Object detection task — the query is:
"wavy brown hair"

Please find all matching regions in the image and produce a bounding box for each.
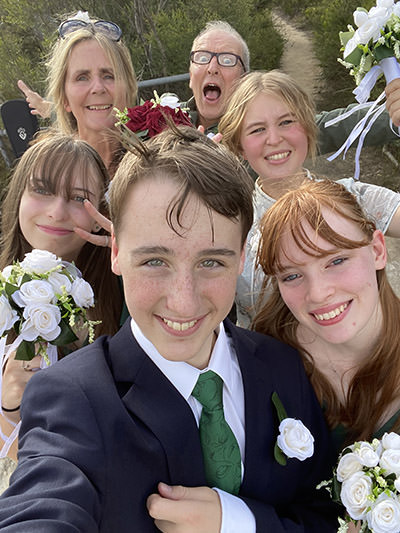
[0,132,122,337]
[110,125,254,247]
[252,179,400,442]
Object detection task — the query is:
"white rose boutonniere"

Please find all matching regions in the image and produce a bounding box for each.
[272,391,314,466]
[277,418,314,461]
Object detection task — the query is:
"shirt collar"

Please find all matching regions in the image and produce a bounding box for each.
[130,319,236,400]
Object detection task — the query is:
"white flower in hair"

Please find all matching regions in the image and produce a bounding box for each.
[72,11,91,23]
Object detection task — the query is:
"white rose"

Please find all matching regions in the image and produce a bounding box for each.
[382,432,400,450]
[337,452,363,482]
[1,265,13,279]
[276,418,314,461]
[70,278,94,308]
[160,93,180,109]
[341,471,373,520]
[356,442,380,468]
[377,0,395,9]
[20,303,61,342]
[12,279,55,307]
[380,449,400,475]
[366,493,400,533]
[392,2,400,17]
[395,477,400,491]
[47,272,72,295]
[354,9,369,28]
[0,295,19,336]
[356,18,383,45]
[368,5,393,30]
[20,249,61,274]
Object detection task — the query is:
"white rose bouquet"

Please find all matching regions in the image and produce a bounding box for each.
[340,0,400,86]
[0,249,100,455]
[0,249,99,365]
[318,432,400,533]
[326,0,400,179]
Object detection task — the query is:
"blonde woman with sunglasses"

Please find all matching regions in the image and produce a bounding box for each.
[19,11,137,177]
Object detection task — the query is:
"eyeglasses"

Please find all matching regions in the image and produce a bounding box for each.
[190,50,245,69]
[58,19,122,42]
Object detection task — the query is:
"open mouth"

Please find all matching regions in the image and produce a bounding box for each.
[162,318,198,331]
[312,302,349,321]
[203,84,221,101]
[87,104,112,111]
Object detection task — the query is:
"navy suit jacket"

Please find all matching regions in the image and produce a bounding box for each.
[0,320,338,532]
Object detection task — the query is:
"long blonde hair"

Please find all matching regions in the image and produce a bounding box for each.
[253,179,400,442]
[46,27,137,135]
[219,70,317,160]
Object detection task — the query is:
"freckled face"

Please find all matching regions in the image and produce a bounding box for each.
[19,171,101,262]
[275,209,386,349]
[240,93,308,182]
[111,177,245,369]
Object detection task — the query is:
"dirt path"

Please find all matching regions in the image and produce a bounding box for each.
[272,10,400,295]
[271,10,327,99]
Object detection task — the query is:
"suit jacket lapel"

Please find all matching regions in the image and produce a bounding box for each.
[225,320,276,496]
[107,321,206,487]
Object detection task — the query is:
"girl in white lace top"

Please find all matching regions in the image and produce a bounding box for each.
[219,70,400,327]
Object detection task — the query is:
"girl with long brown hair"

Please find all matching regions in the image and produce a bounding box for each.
[253,178,400,448]
[0,132,123,461]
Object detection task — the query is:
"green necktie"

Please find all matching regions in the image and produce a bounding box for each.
[191,370,241,495]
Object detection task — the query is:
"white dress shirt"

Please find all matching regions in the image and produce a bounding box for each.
[130,319,256,533]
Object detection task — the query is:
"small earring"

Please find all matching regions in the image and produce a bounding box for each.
[93,224,101,233]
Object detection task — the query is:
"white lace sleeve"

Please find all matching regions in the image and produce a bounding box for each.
[338,178,400,233]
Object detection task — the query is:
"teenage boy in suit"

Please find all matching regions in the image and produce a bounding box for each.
[0,127,338,532]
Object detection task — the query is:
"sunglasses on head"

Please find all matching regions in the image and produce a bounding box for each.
[58,19,122,42]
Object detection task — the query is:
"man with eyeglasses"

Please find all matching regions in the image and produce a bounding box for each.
[187,21,248,136]
[187,20,400,154]
[186,23,247,326]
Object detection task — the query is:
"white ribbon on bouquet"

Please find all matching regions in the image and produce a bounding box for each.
[325,56,400,179]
